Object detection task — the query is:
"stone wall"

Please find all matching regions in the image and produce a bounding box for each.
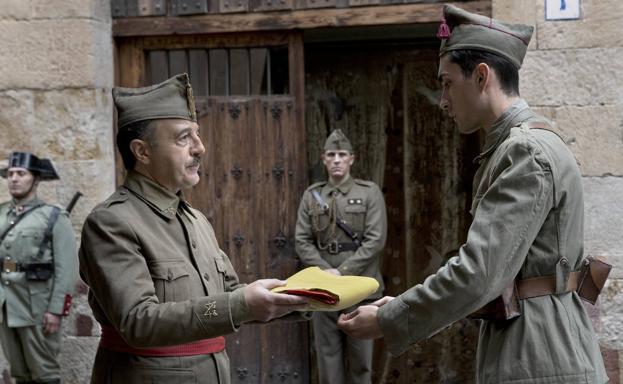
[0,1,114,383]
[494,0,623,382]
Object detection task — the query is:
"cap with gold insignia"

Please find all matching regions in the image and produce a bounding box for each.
[323,129,353,152]
[113,73,197,130]
[0,152,59,181]
[437,4,534,69]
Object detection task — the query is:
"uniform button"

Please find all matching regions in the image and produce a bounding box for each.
[120,190,127,195]
[203,273,210,281]
[9,221,14,225]
[4,281,9,286]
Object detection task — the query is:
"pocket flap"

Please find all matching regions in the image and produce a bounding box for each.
[149,262,190,281]
[589,256,612,289]
[344,205,366,213]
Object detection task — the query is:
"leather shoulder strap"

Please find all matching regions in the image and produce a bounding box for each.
[35,206,61,259]
[0,203,44,244]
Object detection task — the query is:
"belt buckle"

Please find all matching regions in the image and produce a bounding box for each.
[3,259,17,273]
[328,240,339,255]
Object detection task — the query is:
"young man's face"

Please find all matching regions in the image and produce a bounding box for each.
[322,149,354,182]
[7,167,37,200]
[438,54,483,134]
[143,119,205,193]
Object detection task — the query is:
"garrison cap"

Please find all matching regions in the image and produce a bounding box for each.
[0,152,59,181]
[323,129,353,152]
[113,73,197,129]
[437,4,534,69]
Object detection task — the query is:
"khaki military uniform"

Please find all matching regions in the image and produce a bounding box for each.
[79,171,251,384]
[0,197,78,383]
[295,175,387,384]
[378,100,607,383]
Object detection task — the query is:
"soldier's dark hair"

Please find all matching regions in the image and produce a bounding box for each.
[116,119,157,170]
[447,49,520,97]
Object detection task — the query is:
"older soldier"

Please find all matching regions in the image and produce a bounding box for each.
[79,73,306,383]
[0,152,78,384]
[338,5,608,384]
[295,129,387,384]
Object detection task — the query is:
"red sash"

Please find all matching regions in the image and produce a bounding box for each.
[99,325,225,357]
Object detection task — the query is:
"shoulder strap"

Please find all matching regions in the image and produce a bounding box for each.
[35,207,61,260]
[0,203,44,245]
[524,121,567,144]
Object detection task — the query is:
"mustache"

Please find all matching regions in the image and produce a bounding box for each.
[186,157,202,168]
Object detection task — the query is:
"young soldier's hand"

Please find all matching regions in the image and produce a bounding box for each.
[337,305,383,339]
[244,279,308,322]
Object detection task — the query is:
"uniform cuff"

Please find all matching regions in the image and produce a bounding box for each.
[378,297,412,356]
[229,287,253,327]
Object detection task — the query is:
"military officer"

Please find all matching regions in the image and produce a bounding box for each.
[0,152,78,384]
[338,5,608,384]
[295,129,387,384]
[79,73,307,383]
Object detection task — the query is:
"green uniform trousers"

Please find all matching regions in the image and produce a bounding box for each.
[90,347,231,384]
[313,311,373,384]
[0,306,61,382]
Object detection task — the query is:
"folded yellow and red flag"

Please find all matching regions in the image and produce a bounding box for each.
[272,267,379,311]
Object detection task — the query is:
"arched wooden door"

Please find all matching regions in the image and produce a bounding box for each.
[115,32,309,383]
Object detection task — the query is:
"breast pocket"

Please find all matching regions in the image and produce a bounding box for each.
[213,256,228,292]
[344,204,366,233]
[15,230,47,261]
[150,262,192,302]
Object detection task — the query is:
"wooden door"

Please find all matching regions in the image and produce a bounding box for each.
[115,32,309,383]
[305,42,481,383]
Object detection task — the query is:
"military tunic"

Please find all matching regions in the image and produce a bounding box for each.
[377,100,607,383]
[79,171,251,384]
[0,197,78,382]
[295,175,387,384]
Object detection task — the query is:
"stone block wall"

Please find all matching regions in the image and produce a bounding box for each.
[494,0,623,382]
[0,1,113,383]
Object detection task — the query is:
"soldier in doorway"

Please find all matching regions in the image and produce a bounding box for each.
[338,5,608,384]
[79,73,307,383]
[0,152,78,384]
[295,129,387,384]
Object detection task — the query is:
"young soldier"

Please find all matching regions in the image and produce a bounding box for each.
[295,129,387,384]
[338,5,608,383]
[0,152,78,384]
[79,74,307,383]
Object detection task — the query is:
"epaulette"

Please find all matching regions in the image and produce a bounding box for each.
[103,188,130,208]
[353,179,375,188]
[306,181,327,192]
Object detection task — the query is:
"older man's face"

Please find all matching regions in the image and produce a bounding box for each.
[143,119,205,193]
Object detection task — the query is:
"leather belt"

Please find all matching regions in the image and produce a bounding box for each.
[327,241,359,254]
[0,258,26,273]
[99,325,226,357]
[516,271,580,300]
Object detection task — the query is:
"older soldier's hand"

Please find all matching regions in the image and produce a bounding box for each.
[337,298,393,339]
[244,279,308,322]
[42,312,61,334]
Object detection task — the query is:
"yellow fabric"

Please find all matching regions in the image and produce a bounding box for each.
[272,267,379,311]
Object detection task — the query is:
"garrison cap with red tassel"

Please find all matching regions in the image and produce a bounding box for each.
[437,4,534,69]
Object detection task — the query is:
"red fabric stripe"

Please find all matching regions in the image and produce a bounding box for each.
[99,325,225,357]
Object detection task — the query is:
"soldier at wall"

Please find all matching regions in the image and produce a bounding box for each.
[338,5,608,384]
[78,73,307,383]
[295,129,387,384]
[0,152,78,384]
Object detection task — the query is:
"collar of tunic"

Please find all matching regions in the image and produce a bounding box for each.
[123,171,194,220]
[8,196,44,216]
[474,99,538,164]
[323,175,354,196]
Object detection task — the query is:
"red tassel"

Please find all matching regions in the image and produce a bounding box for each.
[437,17,451,39]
